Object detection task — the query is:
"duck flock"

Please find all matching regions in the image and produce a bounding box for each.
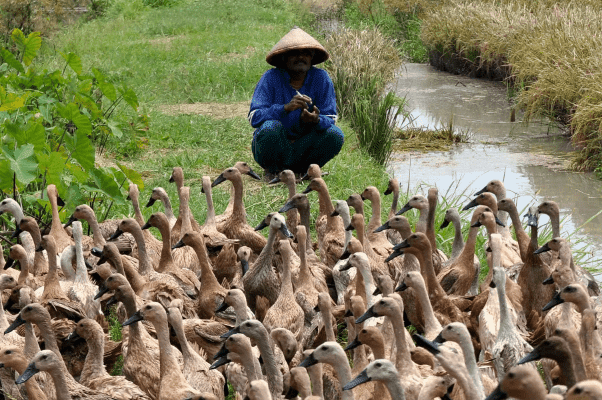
[0,162,601,400]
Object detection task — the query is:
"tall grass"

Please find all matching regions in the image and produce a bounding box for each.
[419,0,602,172]
[323,27,404,164]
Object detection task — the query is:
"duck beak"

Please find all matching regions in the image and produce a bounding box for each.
[298,352,318,368]
[11,225,22,239]
[462,198,479,211]
[345,223,355,232]
[396,203,412,216]
[485,385,509,400]
[344,337,363,351]
[35,244,44,252]
[279,224,293,239]
[413,334,440,355]
[542,291,564,311]
[16,362,40,384]
[534,243,551,254]
[247,169,261,180]
[395,281,408,292]
[330,210,340,217]
[474,186,488,196]
[4,258,14,270]
[268,176,281,184]
[285,387,300,399]
[220,326,240,339]
[211,173,226,187]
[489,280,497,289]
[84,260,94,271]
[254,220,269,231]
[374,221,389,233]
[213,343,230,360]
[300,172,309,181]
[5,313,26,334]
[91,247,103,258]
[344,309,353,318]
[106,295,118,308]
[495,217,505,227]
[141,221,152,230]
[342,368,371,391]
[66,330,80,342]
[169,174,175,183]
[172,240,186,250]
[526,213,538,227]
[339,259,353,272]
[542,275,554,285]
[373,287,382,296]
[122,310,144,326]
[355,306,377,324]
[439,219,450,229]
[279,201,295,214]
[241,259,249,276]
[384,187,393,195]
[145,197,157,208]
[339,249,351,260]
[94,284,110,300]
[385,249,403,263]
[215,301,230,314]
[109,228,124,241]
[302,185,313,194]
[393,239,410,251]
[64,214,77,229]
[56,196,65,207]
[471,221,482,228]
[433,331,446,344]
[517,350,540,365]
[210,356,230,370]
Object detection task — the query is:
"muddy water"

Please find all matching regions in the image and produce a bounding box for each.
[389,63,602,273]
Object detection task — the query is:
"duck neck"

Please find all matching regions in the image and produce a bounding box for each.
[316,182,335,219]
[81,331,107,383]
[416,206,428,235]
[412,278,442,336]
[495,274,514,335]
[329,352,354,400]
[121,257,147,294]
[231,174,246,221]
[427,194,438,251]
[179,188,193,236]
[549,211,560,238]
[24,320,41,360]
[254,328,283,399]
[387,298,417,376]
[156,219,174,273]
[84,211,106,248]
[359,265,375,308]
[297,204,314,252]
[170,310,196,361]
[190,237,220,291]
[307,363,323,398]
[131,192,145,227]
[48,190,68,243]
[121,287,143,339]
[298,239,312,286]
[418,245,445,299]
[456,331,484,398]
[160,192,176,224]
[285,179,296,201]
[42,244,68,301]
[47,365,73,400]
[389,186,399,219]
[354,270,368,311]
[202,178,216,225]
[450,216,464,259]
[552,348,578,388]
[17,254,31,286]
[8,355,46,400]
[367,192,382,233]
[322,304,336,343]
[73,230,89,285]
[153,315,183,382]
[456,226,478,273]
[506,203,529,260]
[384,377,407,400]
[35,316,62,361]
[368,338,386,359]
[253,226,278,273]
[130,226,152,275]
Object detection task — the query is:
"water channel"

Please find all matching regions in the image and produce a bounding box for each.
[389,63,602,275]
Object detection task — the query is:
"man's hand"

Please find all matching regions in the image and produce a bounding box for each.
[300,105,320,125]
[284,94,312,113]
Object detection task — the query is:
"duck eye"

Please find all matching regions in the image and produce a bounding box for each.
[508,372,515,378]
[5,350,11,355]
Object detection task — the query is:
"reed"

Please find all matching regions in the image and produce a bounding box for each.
[419,0,602,171]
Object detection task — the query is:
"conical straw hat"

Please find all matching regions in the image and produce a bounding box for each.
[266,27,329,67]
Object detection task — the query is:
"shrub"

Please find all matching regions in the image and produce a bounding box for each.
[0,28,144,225]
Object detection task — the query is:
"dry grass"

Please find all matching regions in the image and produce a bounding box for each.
[393,122,471,152]
[420,0,602,170]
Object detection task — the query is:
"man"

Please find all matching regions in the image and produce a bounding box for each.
[249,27,344,180]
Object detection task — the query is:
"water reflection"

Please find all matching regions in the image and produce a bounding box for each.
[389,64,602,272]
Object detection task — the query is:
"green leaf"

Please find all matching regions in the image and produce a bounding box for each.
[0,47,24,73]
[56,102,79,121]
[69,129,95,171]
[22,32,41,67]
[60,52,82,75]
[10,29,25,51]
[0,92,28,111]
[66,163,88,183]
[89,168,126,204]
[21,121,46,152]
[92,68,117,102]
[4,144,38,185]
[117,163,144,189]
[120,86,139,110]
[0,159,13,191]
[38,152,66,186]
[73,112,92,136]
[107,121,123,138]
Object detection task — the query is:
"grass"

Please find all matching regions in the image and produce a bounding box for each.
[393,118,472,152]
[419,0,602,172]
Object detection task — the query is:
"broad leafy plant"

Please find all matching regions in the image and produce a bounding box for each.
[0,28,144,226]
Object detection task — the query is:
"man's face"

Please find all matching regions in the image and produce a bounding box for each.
[284,49,314,74]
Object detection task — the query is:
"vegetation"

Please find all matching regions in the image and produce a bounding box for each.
[419,0,602,172]
[393,119,471,152]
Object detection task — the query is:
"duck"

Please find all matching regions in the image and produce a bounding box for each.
[212,333,261,398]
[46,184,75,254]
[518,336,582,388]
[484,364,547,400]
[0,197,36,266]
[213,161,261,226]
[145,187,177,229]
[0,347,47,400]
[69,318,150,400]
[270,169,300,233]
[212,167,267,253]
[17,350,113,400]
[242,213,289,309]
[14,216,51,276]
[142,211,201,295]
[342,359,411,399]
[5,243,43,288]
[263,240,304,342]
[383,177,402,244]
[123,302,202,400]
[566,381,602,400]
[292,226,321,311]
[345,213,391,279]
[489,233,536,382]
[168,167,202,239]
[303,178,345,268]
[473,180,514,239]
[166,299,225,398]
[360,186,393,250]
[346,193,365,216]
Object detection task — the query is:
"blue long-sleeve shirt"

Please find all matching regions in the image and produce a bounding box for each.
[248,67,338,137]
